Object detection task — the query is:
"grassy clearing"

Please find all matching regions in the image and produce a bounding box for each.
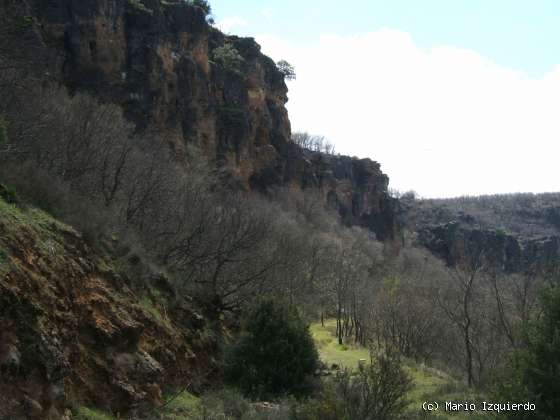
[74,392,201,420]
[159,390,202,419]
[73,407,117,420]
[0,196,71,233]
[0,197,74,261]
[310,320,497,419]
[0,196,83,282]
[310,320,370,368]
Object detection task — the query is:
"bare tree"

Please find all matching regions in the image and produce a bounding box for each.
[436,258,487,387]
[291,131,335,154]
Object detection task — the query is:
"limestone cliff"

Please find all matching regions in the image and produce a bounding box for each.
[15,0,399,241]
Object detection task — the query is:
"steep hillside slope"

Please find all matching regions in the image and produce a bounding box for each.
[0,195,216,419]
[4,0,399,241]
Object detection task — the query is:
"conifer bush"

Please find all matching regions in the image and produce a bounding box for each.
[225,298,319,399]
[494,285,560,419]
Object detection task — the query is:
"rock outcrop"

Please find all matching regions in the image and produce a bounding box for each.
[416,221,560,273]
[402,195,560,273]
[0,198,215,419]
[13,0,398,241]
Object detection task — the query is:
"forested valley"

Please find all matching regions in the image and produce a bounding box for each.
[1,1,559,419]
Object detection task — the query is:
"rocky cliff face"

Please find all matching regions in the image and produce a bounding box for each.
[402,195,560,273]
[416,221,560,273]
[0,197,216,419]
[17,0,398,241]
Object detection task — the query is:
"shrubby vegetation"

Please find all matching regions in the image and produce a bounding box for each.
[1,79,556,415]
[282,357,411,420]
[0,183,19,205]
[276,60,296,81]
[225,299,318,398]
[1,4,558,416]
[212,43,245,75]
[493,285,560,419]
[291,132,335,154]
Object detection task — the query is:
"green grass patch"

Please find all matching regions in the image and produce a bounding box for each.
[160,390,202,419]
[139,297,173,330]
[0,196,76,265]
[310,320,371,369]
[406,364,496,419]
[73,407,117,420]
[0,194,73,236]
[406,363,452,405]
[311,320,497,419]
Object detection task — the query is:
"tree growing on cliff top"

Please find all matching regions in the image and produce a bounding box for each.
[292,131,335,154]
[185,0,211,16]
[277,59,296,81]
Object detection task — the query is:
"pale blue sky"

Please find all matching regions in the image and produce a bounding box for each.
[211,0,558,77]
[210,1,560,197]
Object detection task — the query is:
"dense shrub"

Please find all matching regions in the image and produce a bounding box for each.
[225,298,319,399]
[524,286,560,417]
[212,43,244,74]
[291,356,412,420]
[332,357,412,420]
[0,183,19,205]
[494,285,560,419]
[199,388,253,419]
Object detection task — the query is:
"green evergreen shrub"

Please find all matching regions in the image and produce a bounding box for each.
[493,285,560,419]
[225,298,319,399]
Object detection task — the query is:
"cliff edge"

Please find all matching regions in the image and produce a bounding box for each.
[13,0,399,241]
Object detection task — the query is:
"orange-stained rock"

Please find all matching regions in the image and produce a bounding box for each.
[0,206,214,419]
[10,0,400,242]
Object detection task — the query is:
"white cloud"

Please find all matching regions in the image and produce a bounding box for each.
[215,16,248,34]
[255,29,560,198]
